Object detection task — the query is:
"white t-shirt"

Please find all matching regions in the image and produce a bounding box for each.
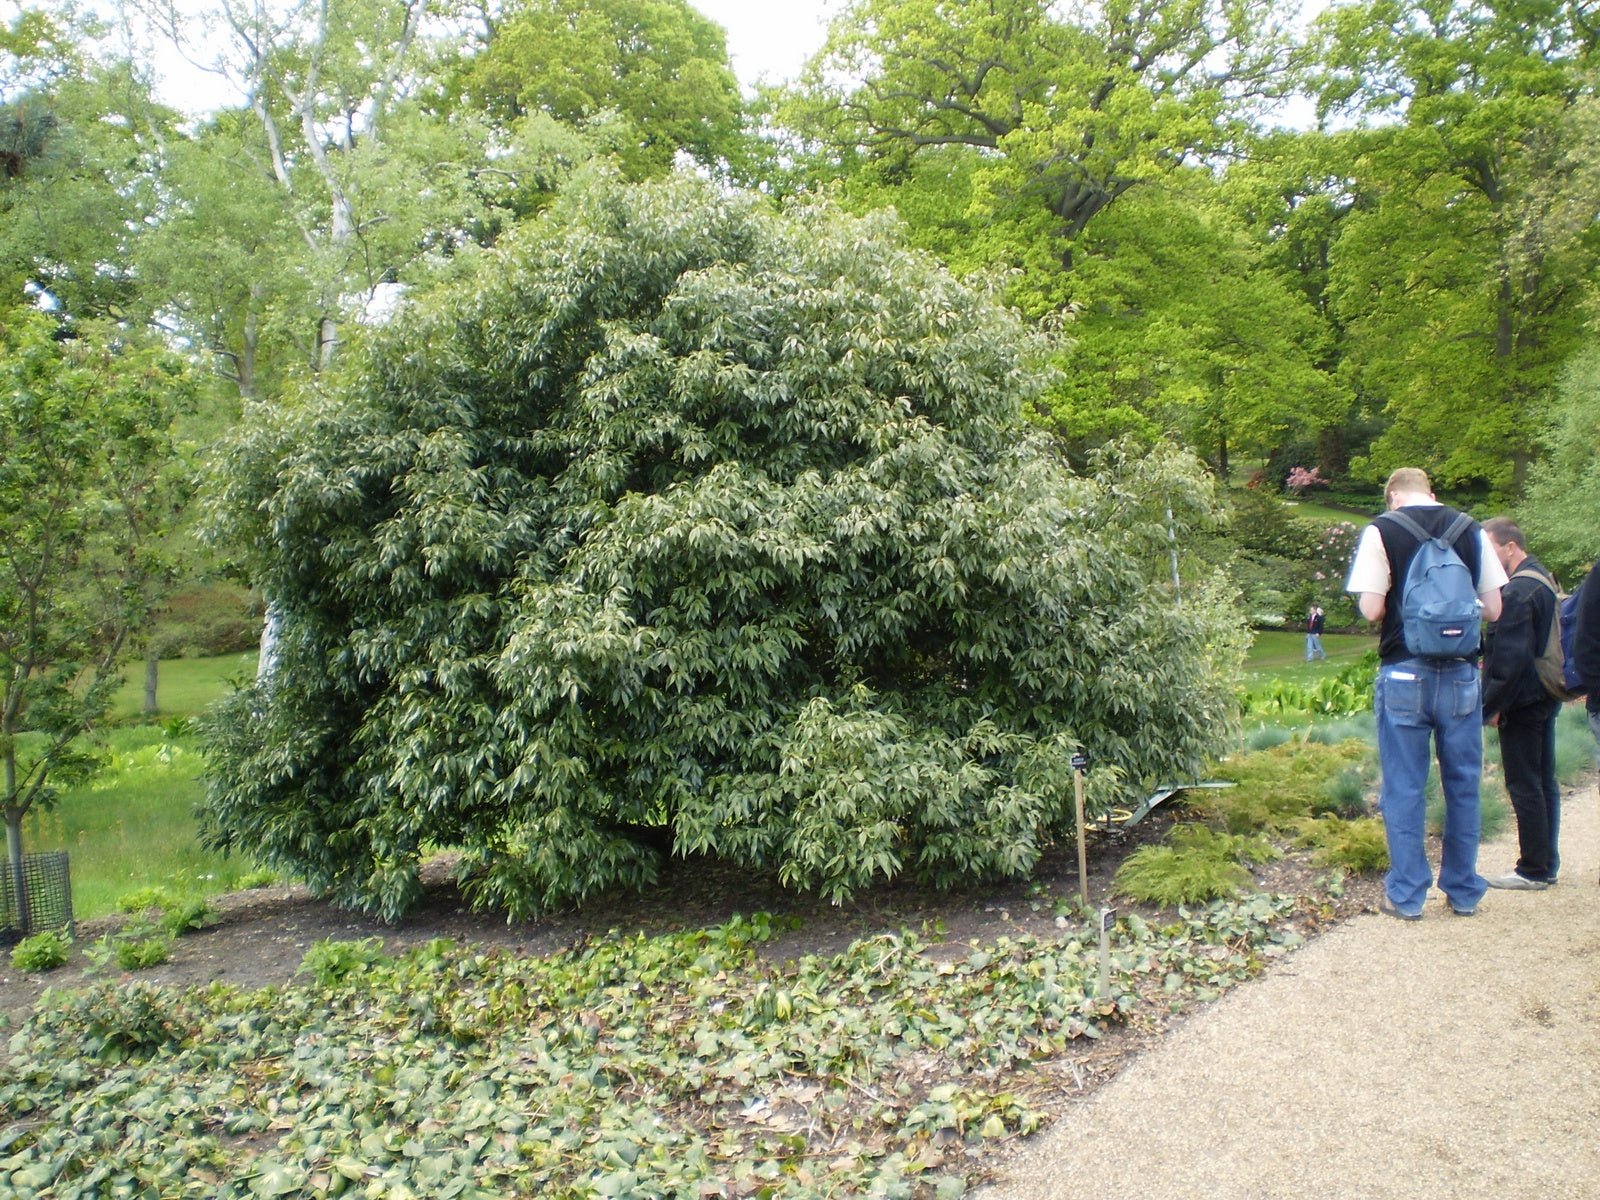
[1345,505,1509,597]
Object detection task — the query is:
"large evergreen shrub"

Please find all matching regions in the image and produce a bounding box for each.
[200,172,1245,918]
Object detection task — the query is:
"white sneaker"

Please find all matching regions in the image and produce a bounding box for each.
[1485,872,1549,891]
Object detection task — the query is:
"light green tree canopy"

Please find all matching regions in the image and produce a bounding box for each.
[1035,173,1348,470]
[1313,0,1600,491]
[0,53,174,320]
[135,0,568,394]
[785,0,1302,255]
[450,0,744,178]
[200,171,1245,920]
[0,309,194,890]
[1519,342,1600,575]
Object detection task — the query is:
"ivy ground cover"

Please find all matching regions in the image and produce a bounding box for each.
[0,897,1322,1198]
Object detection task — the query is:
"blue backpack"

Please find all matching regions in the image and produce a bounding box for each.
[1380,510,1482,659]
[1559,583,1586,697]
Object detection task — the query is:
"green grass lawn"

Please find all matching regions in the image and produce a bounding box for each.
[1281,498,1371,525]
[1244,629,1375,683]
[26,653,263,920]
[24,727,268,919]
[108,651,257,723]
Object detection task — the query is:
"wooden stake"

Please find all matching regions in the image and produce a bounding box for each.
[1074,764,1088,906]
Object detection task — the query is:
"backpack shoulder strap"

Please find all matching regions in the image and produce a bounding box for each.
[1376,509,1431,542]
[1511,564,1558,596]
[1442,511,1474,545]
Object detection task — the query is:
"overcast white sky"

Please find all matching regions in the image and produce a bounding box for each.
[116,0,837,113]
[690,1,836,87]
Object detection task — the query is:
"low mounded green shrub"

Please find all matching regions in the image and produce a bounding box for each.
[300,937,390,989]
[38,982,189,1062]
[114,935,172,971]
[1293,816,1389,872]
[115,885,176,914]
[10,929,71,973]
[1196,738,1372,833]
[1112,825,1263,906]
[159,897,215,936]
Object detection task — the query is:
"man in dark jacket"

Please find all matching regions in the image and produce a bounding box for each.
[1481,519,1561,889]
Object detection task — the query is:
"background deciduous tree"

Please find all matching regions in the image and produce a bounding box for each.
[449,0,744,179]
[1518,342,1600,575]
[0,53,171,322]
[135,0,543,391]
[776,0,1340,463]
[0,309,193,912]
[1312,0,1600,491]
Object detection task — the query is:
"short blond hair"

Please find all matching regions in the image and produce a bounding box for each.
[1384,467,1431,503]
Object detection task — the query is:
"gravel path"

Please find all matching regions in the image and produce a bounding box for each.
[978,776,1600,1200]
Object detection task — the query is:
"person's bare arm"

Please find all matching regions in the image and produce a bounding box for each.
[1358,592,1385,623]
[1478,586,1503,623]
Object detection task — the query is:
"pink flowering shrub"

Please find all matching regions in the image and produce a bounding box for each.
[1311,520,1360,586]
[1285,466,1328,496]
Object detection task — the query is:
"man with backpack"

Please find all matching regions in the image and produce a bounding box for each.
[1346,468,1507,920]
[1480,518,1562,890]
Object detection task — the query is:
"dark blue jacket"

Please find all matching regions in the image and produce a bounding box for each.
[1574,558,1600,713]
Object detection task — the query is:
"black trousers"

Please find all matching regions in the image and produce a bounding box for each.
[1497,697,1562,882]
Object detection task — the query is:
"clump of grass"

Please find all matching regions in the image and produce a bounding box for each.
[1553,704,1597,785]
[1243,724,1295,752]
[1424,781,1509,842]
[1317,765,1369,819]
[1112,825,1272,906]
[1194,739,1372,834]
[1302,714,1375,745]
[1293,816,1388,872]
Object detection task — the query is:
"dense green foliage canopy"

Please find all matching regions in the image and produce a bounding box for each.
[200,173,1244,919]
[0,310,193,870]
[451,0,743,179]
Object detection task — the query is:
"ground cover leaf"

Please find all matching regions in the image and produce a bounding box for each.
[0,897,1316,1196]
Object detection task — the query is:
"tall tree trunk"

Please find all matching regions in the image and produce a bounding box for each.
[4,809,29,935]
[2,709,27,931]
[143,652,160,718]
[240,288,261,401]
[1496,272,1515,358]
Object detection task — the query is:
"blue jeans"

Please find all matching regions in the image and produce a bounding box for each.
[1375,658,1487,914]
[1306,633,1325,661]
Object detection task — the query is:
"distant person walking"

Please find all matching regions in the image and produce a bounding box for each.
[1346,468,1506,920]
[1480,518,1561,890]
[1305,603,1327,661]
